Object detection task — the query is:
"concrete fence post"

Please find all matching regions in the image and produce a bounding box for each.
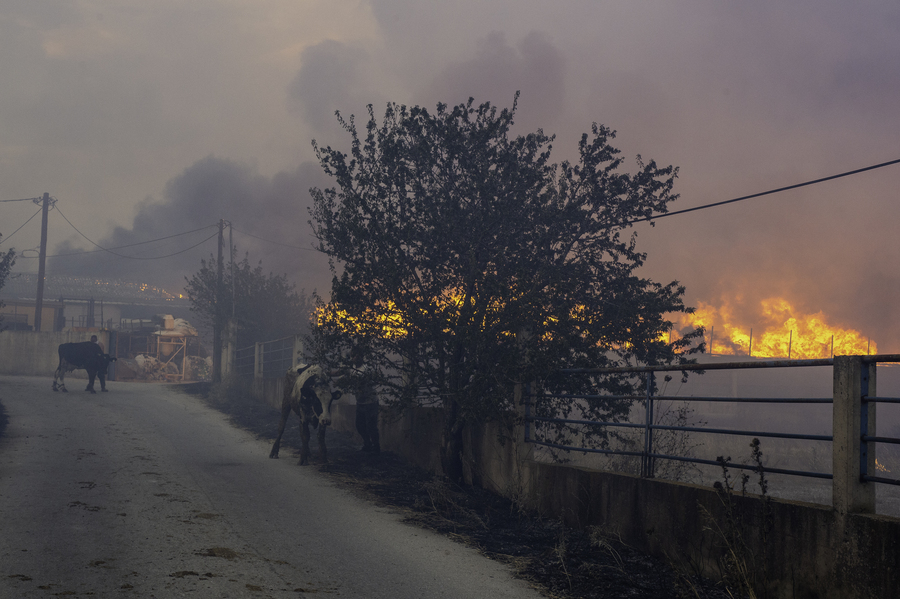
[221,319,236,377]
[254,342,263,381]
[514,327,535,467]
[292,335,304,369]
[832,355,876,513]
[513,382,535,460]
[511,381,536,504]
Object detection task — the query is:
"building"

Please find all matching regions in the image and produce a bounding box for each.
[0,273,192,332]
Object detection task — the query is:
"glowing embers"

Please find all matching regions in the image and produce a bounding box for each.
[674,297,876,359]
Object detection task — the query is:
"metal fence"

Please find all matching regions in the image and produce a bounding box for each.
[525,356,900,489]
[235,344,255,377]
[258,336,297,378]
[862,357,900,485]
[233,335,302,379]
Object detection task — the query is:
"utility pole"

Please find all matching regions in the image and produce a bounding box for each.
[33,193,51,332]
[229,221,234,321]
[213,219,225,382]
[224,221,235,378]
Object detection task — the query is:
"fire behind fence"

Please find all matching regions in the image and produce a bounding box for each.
[525,356,900,491]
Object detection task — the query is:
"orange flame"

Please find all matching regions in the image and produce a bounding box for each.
[675,298,876,359]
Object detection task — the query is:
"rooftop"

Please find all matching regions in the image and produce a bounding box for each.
[1,273,190,307]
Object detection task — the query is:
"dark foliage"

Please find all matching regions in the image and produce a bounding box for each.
[309,95,703,481]
[0,238,16,330]
[184,250,313,348]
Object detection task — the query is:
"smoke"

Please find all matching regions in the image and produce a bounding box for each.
[7,0,897,350]
[419,31,565,133]
[50,156,333,296]
[287,40,386,134]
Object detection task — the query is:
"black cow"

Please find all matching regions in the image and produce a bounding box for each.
[269,364,341,465]
[52,342,117,393]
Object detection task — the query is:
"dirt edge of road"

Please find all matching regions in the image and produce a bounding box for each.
[0,400,8,440]
[165,385,742,598]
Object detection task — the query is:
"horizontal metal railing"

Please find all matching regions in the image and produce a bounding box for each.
[527,356,900,487]
[234,345,255,377]
[233,335,300,379]
[259,336,295,379]
[529,395,834,481]
[861,391,900,485]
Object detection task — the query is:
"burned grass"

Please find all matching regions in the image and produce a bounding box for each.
[179,382,733,599]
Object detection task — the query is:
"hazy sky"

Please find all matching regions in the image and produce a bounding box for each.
[1,1,898,349]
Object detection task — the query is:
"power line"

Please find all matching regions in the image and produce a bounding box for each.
[635,157,900,224]
[0,206,43,246]
[53,203,218,259]
[48,230,220,260]
[47,224,219,257]
[231,227,321,252]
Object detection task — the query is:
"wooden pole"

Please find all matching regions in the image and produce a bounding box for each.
[213,219,224,382]
[788,330,793,359]
[33,193,50,332]
[749,328,753,357]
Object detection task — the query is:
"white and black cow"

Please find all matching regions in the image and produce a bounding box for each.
[52,341,117,393]
[269,364,341,465]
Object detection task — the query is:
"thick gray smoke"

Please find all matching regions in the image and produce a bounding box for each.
[6,0,895,349]
[287,40,387,135]
[420,31,565,134]
[50,157,333,296]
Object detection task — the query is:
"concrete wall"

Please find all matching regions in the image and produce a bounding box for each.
[0,330,110,377]
[247,374,900,599]
[252,376,286,412]
[329,399,900,599]
[520,460,900,599]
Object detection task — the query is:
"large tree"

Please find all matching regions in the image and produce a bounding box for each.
[310,96,702,483]
[185,251,313,349]
[0,237,15,330]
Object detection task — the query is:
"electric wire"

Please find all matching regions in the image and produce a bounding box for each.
[49,230,220,260]
[47,224,219,257]
[17,156,898,260]
[634,157,900,224]
[0,206,43,246]
[231,227,320,252]
[53,204,218,259]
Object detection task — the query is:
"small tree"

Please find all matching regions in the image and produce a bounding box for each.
[185,251,313,348]
[0,238,15,331]
[310,96,702,482]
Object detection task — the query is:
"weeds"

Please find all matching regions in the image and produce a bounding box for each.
[702,438,773,599]
[652,399,708,482]
[554,525,573,592]
[588,527,625,572]
[421,478,489,531]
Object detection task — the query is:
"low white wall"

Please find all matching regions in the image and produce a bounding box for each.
[0,331,110,377]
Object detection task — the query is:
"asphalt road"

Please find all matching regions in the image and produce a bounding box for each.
[0,375,544,599]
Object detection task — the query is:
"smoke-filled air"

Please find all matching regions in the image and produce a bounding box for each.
[1,1,898,351]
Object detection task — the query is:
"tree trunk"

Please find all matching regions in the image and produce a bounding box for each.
[440,400,465,484]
